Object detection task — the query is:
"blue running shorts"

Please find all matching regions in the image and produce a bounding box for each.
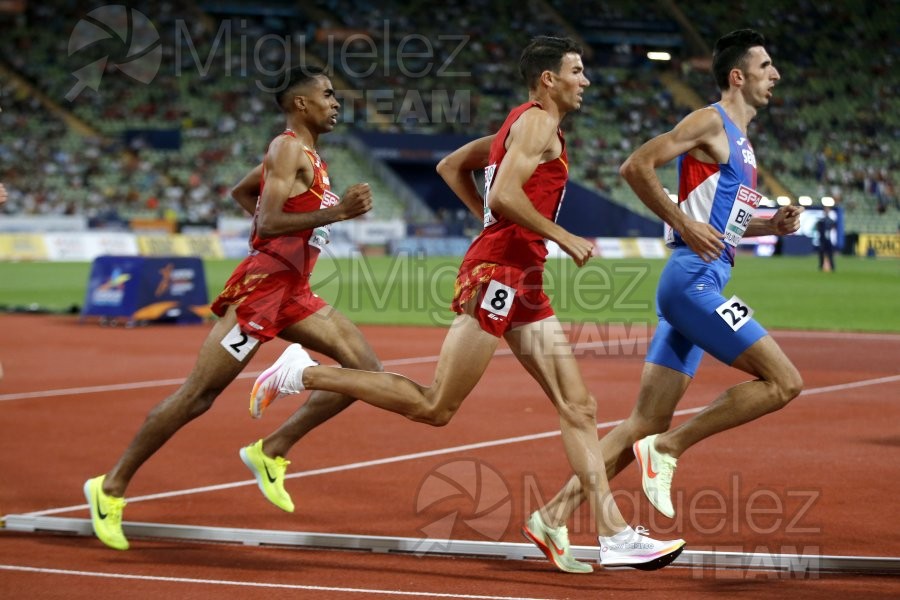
[646,247,768,377]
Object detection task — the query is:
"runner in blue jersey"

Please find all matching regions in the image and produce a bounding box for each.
[533,30,806,524]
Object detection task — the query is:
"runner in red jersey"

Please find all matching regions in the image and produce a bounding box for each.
[451,100,569,336]
[84,66,382,551]
[252,37,686,573]
[467,100,569,269]
[211,132,339,341]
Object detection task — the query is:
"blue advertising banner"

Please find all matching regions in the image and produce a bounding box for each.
[82,256,210,324]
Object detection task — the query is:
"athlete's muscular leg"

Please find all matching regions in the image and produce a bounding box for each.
[103,306,259,496]
[505,317,632,536]
[654,335,802,457]
[301,313,499,426]
[538,363,691,527]
[263,306,383,458]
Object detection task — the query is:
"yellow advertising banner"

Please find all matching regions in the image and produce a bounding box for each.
[857,234,900,258]
[172,234,224,259]
[0,233,49,261]
[137,235,179,256]
[137,234,224,258]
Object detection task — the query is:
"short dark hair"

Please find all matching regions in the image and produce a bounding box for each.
[712,29,766,90]
[519,36,582,90]
[274,65,328,111]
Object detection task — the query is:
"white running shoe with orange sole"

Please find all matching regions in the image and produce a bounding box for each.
[250,344,317,418]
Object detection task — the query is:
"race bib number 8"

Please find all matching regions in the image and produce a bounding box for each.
[480,279,515,318]
[715,295,754,332]
[220,324,260,361]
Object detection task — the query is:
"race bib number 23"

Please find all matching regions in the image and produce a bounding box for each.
[715,295,754,332]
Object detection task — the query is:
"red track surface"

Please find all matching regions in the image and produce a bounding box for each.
[1,314,898,598]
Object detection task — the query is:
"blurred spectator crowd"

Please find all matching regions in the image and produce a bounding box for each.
[0,0,896,233]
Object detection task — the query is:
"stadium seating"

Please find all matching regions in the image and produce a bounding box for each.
[1,0,896,235]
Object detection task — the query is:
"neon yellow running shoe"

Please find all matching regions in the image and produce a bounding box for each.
[239,439,294,512]
[522,511,593,574]
[633,434,678,518]
[83,475,129,550]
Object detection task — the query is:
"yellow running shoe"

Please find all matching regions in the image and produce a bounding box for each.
[522,511,593,574]
[633,434,678,518]
[239,439,295,512]
[83,475,128,550]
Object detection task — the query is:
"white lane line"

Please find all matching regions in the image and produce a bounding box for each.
[0,564,554,600]
[4,329,899,402]
[0,378,190,401]
[24,373,898,518]
[0,338,648,402]
[798,374,900,396]
[773,330,900,341]
[3,329,898,403]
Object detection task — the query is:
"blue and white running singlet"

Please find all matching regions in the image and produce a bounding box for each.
[647,104,767,376]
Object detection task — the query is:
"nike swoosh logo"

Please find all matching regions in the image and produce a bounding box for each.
[263,464,278,484]
[642,446,660,479]
[548,538,565,556]
[95,490,108,520]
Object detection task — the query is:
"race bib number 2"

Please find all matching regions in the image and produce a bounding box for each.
[220,324,260,361]
[715,295,754,332]
[480,279,515,318]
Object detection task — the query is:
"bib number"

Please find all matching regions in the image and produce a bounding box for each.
[482,164,498,228]
[480,279,515,318]
[715,295,754,331]
[723,185,763,246]
[309,189,341,250]
[220,324,260,361]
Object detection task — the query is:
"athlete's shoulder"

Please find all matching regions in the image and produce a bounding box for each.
[681,105,724,131]
[509,107,557,147]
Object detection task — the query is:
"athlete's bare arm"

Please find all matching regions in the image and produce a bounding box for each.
[255,136,372,238]
[436,135,495,219]
[489,109,593,266]
[745,205,804,237]
[231,164,262,215]
[620,107,729,263]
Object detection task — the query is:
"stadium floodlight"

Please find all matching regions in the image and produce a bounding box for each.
[647,51,671,61]
[777,196,792,206]
[821,196,835,207]
[798,196,813,206]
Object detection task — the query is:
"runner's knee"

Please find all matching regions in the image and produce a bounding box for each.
[409,390,460,427]
[333,341,382,373]
[155,387,219,422]
[772,368,803,406]
[409,404,456,427]
[557,393,597,428]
